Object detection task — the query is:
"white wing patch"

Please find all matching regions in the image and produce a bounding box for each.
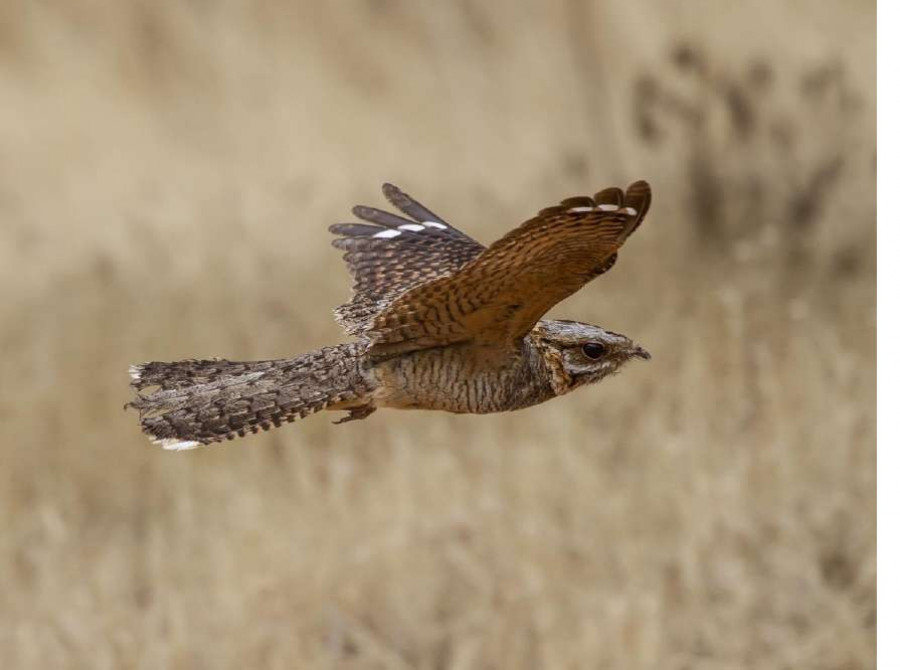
[373,222,447,237]
[567,204,626,214]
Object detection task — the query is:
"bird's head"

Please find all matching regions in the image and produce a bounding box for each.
[531,319,651,396]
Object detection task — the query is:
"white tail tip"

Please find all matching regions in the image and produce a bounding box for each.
[153,437,202,451]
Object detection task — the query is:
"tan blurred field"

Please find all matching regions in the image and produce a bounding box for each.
[0,2,875,668]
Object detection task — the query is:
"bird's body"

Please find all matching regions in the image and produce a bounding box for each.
[372,334,552,414]
[129,181,652,449]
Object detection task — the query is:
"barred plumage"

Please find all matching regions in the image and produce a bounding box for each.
[128,181,652,448]
[129,344,372,448]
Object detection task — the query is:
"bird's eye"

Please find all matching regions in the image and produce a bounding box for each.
[581,342,607,360]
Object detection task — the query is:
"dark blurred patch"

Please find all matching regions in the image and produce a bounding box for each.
[801,61,844,101]
[832,244,866,279]
[722,83,755,141]
[126,2,218,97]
[632,44,872,282]
[819,545,857,592]
[801,61,863,115]
[634,76,661,143]
[747,60,773,90]
[562,151,589,180]
[733,174,764,240]
[134,3,168,70]
[0,1,30,64]
[92,252,117,286]
[687,153,724,242]
[366,0,392,13]
[789,156,844,231]
[324,618,360,662]
[671,41,707,78]
[458,0,496,48]
[634,72,706,144]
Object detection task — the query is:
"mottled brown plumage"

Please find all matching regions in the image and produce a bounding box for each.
[128,181,652,449]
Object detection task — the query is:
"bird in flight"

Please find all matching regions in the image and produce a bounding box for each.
[128,181,652,449]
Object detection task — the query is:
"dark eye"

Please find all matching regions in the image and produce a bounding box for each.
[581,342,607,360]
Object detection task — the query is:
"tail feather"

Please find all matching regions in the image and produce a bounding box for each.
[127,343,370,449]
[129,358,272,391]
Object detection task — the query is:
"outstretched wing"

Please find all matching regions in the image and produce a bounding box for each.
[362,180,651,357]
[330,183,485,336]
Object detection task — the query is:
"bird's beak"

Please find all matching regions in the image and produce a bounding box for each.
[630,345,652,361]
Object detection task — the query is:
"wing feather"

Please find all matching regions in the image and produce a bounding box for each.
[330,184,484,336]
[363,181,652,356]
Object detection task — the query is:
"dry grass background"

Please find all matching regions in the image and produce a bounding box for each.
[0,1,875,668]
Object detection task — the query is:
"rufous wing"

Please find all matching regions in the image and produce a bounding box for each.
[363,180,652,356]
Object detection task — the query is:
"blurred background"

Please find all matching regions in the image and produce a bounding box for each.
[0,1,875,668]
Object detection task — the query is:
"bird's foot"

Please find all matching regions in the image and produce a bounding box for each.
[332,405,376,425]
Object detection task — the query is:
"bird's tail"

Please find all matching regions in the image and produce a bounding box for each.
[127,343,371,449]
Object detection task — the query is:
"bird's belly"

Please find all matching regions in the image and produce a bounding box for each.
[372,348,527,414]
